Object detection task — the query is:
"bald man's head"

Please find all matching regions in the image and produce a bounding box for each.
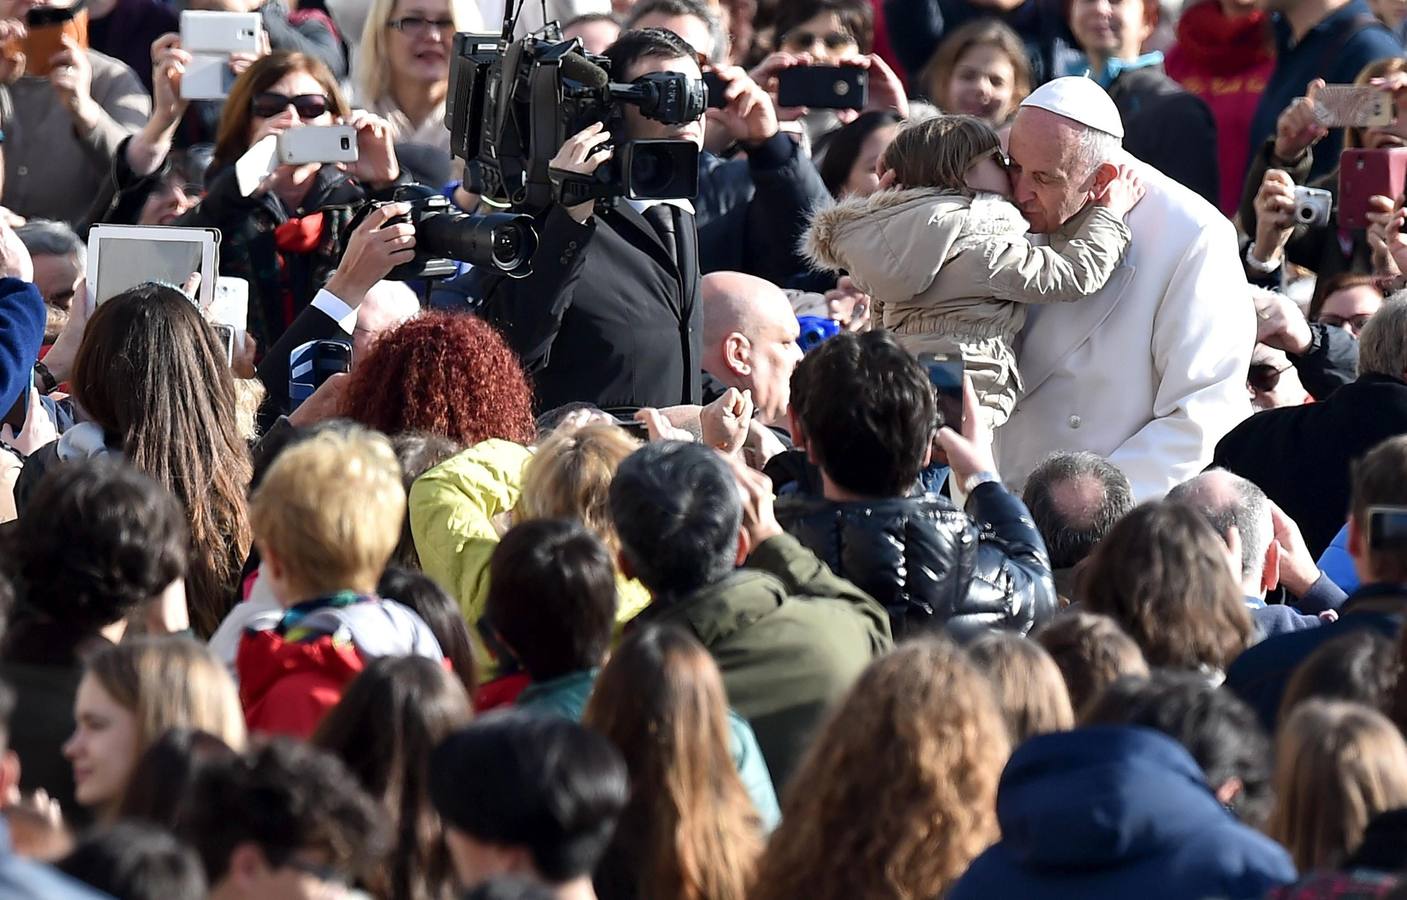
[353,280,420,363]
[701,272,803,426]
[1167,469,1273,591]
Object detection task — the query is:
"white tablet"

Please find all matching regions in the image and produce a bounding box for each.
[86,224,220,309]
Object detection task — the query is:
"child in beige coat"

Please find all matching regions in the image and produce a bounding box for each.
[804,115,1143,428]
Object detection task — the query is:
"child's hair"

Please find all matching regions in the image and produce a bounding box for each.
[249,427,405,597]
[880,115,1001,196]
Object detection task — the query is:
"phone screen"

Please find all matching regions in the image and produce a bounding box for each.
[1369,507,1407,551]
[918,354,964,430]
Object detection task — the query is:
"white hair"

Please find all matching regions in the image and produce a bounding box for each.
[1071,126,1122,182]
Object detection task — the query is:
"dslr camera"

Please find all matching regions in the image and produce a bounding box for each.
[347,184,538,280]
[446,31,705,212]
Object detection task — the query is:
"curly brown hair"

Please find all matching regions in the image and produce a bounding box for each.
[750,638,1008,900]
[343,313,536,446]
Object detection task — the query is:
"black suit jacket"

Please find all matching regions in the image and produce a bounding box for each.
[479,200,702,412]
[1212,374,1407,557]
[255,301,346,429]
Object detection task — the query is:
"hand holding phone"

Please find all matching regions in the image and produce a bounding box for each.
[918,354,965,430]
[933,375,998,488]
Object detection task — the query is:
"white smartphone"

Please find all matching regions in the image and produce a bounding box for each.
[86,224,220,309]
[180,53,237,101]
[208,276,249,359]
[276,125,358,166]
[179,10,262,54]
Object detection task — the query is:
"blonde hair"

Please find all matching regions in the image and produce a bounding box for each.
[879,114,1001,196]
[356,0,483,107]
[250,428,405,597]
[86,637,247,776]
[1268,700,1407,871]
[750,638,1008,900]
[966,631,1075,744]
[517,423,641,552]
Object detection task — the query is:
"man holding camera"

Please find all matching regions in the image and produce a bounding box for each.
[476,28,714,412]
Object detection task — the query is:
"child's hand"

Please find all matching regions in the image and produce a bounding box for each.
[1095,165,1145,218]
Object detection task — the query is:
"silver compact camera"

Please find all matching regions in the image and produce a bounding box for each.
[1293,186,1333,227]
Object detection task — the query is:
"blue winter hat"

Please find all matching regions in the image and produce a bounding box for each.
[0,278,47,430]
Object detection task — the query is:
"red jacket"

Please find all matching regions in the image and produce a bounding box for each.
[1165,1,1275,216]
[237,595,444,739]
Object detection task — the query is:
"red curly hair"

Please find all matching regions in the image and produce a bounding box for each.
[343,312,536,446]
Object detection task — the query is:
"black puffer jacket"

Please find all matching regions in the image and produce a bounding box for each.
[775,482,1059,641]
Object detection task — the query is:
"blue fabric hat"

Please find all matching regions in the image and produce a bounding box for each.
[0,278,47,430]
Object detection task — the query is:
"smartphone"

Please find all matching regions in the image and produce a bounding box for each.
[702,70,727,110]
[277,125,359,166]
[612,416,652,441]
[1338,147,1407,229]
[1315,85,1394,128]
[19,5,86,79]
[777,65,868,110]
[212,323,236,365]
[289,337,351,410]
[917,353,965,430]
[181,53,238,101]
[179,10,261,54]
[310,339,352,387]
[1368,506,1407,551]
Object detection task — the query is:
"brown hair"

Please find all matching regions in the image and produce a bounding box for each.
[879,115,1001,196]
[584,624,761,900]
[965,631,1075,743]
[86,638,248,817]
[920,19,1031,122]
[1351,436,1407,582]
[211,51,351,173]
[72,284,253,640]
[1081,502,1253,673]
[750,638,1007,900]
[1283,630,1399,724]
[1035,612,1150,715]
[1309,272,1383,322]
[1268,700,1407,871]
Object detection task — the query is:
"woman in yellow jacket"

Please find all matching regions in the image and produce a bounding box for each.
[408,422,652,678]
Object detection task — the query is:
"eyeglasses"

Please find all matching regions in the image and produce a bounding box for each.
[1248,361,1295,393]
[1318,312,1374,334]
[251,92,332,120]
[387,15,454,37]
[780,28,856,52]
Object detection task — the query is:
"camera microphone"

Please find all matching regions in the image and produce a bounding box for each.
[560,51,608,89]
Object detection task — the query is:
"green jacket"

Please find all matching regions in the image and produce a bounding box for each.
[634,533,892,791]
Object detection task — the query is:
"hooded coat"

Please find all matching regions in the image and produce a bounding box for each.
[950,726,1296,900]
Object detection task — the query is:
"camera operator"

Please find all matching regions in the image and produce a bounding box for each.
[475,27,709,412]
[625,0,832,285]
[1242,62,1407,288]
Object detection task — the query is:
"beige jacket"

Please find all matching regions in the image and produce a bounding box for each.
[804,188,1131,344]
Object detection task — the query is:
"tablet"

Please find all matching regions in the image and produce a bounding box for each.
[87,224,220,309]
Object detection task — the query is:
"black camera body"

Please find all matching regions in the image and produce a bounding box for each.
[347,184,538,281]
[447,32,704,212]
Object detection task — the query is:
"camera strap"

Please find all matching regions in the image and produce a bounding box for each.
[549,166,616,206]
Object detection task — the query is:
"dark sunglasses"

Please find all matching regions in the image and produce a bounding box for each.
[251,92,332,120]
[781,28,855,51]
[1248,362,1294,393]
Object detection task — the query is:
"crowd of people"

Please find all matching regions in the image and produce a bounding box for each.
[0,0,1405,895]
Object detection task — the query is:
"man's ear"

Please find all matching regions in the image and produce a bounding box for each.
[724,332,751,377]
[1264,539,1282,594]
[1138,0,1160,46]
[1089,161,1120,200]
[1348,514,1364,561]
[0,750,21,802]
[786,407,806,451]
[735,528,751,567]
